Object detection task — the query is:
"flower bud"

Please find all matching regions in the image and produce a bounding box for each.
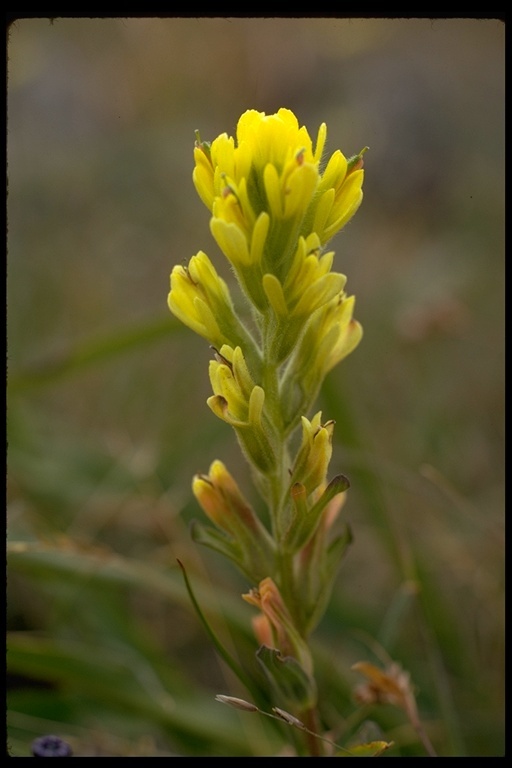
[312,147,366,244]
[289,413,334,497]
[281,293,363,430]
[168,251,254,351]
[207,346,277,473]
[192,460,274,581]
[243,577,313,676]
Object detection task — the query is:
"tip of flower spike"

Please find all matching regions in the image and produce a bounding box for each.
[194,129,212,159]
[347,146,369,173]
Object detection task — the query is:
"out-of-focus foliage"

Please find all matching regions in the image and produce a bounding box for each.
[7,17,504,756]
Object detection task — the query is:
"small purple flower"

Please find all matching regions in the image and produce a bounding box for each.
[31,735,72,757]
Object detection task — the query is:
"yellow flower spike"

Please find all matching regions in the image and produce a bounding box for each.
[174,114,366,601]
[168,111,370,723]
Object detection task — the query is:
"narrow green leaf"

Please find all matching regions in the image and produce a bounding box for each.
[176,559,255,694]
[189,520,243,566]
[7,541,250,631]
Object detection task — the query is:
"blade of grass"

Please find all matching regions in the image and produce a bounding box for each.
[6,632,253,755]
[321,375,466,755]
[8,314,181,394]
[7,540,251,634]
[321,375,415,581]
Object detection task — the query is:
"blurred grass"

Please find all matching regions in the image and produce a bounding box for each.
[7,17,504,756]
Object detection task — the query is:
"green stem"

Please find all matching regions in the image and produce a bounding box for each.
[260,309,322,745]
[300,705,325,757]
[261,319,288,537]
[275,548,298,624]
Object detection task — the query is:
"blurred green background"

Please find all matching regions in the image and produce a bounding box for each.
[7,17,504,757]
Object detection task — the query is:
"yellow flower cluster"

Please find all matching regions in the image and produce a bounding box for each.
[187,108,365,327]
[193,108,363,248]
